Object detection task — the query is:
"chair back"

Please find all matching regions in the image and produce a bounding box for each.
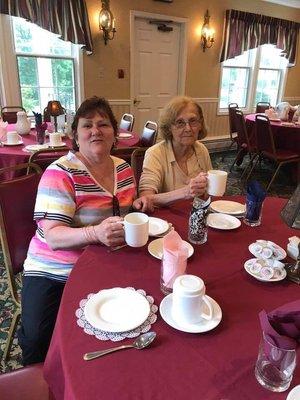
[0,163,42,300]
[140,121,158,147]
[255,115,276,156]
[131,147,147,186]
[28,147,69,172]
[235,109,251,148]
[119,113,134,132]
[228,103,238,139]
[256,102,270,113]
[111,146,139,165]
[1,106,26,124]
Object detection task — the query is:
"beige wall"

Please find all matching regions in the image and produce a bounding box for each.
[84,0,300,100]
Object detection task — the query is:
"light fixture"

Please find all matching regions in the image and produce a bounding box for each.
[46,100,64,133]
[99,0,116,45]
[200,10,214,52]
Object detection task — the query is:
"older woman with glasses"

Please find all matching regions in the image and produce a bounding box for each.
[135,96,212,212]
[18,96,136,366]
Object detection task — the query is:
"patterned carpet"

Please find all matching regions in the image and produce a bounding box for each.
[0,149,297,373]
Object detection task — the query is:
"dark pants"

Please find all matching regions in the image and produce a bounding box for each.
[18,276,65,366]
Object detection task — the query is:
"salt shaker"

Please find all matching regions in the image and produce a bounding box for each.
[188,197,211,245]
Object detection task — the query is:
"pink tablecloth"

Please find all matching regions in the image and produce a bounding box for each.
[43,196,300,400]
[245,114,300,152]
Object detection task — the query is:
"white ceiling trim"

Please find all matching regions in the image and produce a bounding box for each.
[261,0,300,8]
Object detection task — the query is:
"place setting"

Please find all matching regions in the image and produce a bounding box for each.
[117,132,133,139]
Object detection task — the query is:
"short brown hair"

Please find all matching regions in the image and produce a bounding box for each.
[71,96,118,151]
[159,96,207,141]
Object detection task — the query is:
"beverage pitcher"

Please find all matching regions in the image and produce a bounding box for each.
[16,111,31,135]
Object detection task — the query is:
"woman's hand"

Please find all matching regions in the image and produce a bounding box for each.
[133,195,155,213]
[94,216,125,247]
[187,172,208,198]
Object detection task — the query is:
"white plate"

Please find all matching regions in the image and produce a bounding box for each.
[148,217,170,236]
[117,132,133,139]
[244,258,287,282]
[2,139,23,146]
[148,238,194,260]
[207,213,241,230]
[249,241,286,260]
[269,118,281,122]
[24,144,49,152]
[47,142,67,148]
[287,385,300,400]
[210,200,246,215]
[84,288,150,332]
[160,294,222,333]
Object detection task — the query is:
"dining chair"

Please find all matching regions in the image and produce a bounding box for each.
[28,147,69,172]
[0,363,53,400]
[246,115,300,191]
[119,113,135,132]
[0,162,42,361]
[131,147,147,187]
[111,146,139,165]
[233,109,258,178]
[221,103,238,161]
[256,102,271,113]
[140,121,158,147]
[1,106,26,124]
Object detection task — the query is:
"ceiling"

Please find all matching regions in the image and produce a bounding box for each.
[261,0,300,8]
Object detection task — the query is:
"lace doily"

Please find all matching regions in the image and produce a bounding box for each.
[76,287,158,342]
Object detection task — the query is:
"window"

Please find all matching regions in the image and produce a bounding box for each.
[0,15,83,113]
[219,45,288,112]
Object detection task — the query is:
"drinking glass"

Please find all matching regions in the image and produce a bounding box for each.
[255,333,296,392]
[243,199,264,227]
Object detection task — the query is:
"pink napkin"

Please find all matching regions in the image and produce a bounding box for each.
[161,230,189,290]
[259,299,300,350]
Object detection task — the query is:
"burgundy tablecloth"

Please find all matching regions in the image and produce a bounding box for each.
[43,196,299,400]
[245,114,300,153]
[0,128,140,180]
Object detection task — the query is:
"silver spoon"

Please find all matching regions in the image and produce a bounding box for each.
[83,331,156,361]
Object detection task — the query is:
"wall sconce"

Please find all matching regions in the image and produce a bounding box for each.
[201,10,214,52]
[99,0,116,45]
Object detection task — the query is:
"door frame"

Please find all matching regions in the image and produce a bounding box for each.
[130,10,188,116]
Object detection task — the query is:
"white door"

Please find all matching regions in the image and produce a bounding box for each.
[132,17,184,133]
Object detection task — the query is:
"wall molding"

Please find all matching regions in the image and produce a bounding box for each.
[108,99,131,105]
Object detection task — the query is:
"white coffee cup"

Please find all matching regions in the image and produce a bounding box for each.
[124,212,149,247]
[207,169,228,196]
[49,132,62,147]
[6,131,20,144]
[171,274,213,325]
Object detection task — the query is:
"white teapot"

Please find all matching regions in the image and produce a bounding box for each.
[16,111,31,135]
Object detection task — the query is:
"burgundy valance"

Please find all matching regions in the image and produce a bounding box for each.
[220,9,300,67]
[0,0,93,54]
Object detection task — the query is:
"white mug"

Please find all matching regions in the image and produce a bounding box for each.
[6,131,20,144]
[207,169,228,196]
[124,212,149,247]
[49,132,62,147]
[171,275,213,325]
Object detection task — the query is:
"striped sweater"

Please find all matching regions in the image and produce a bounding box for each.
[24,151,136,281]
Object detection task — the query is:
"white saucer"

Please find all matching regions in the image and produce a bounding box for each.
[47,142,66,148]
[84,288,150,332]
[148,217,169,236]
[269,118,281,122]
[287,385,300,400]
[148,238,194,260]
[249,241,286,260]
[244,258,287,282]
[207,213,241,230]
[117,132,133,139]
[2,139,23,146]
[160,294,222,333]
[24,144,49,152]
[210,200,246,215]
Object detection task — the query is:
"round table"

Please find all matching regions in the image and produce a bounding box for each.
[43,196,300,400]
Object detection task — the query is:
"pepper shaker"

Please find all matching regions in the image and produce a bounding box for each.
[188,197,211,245]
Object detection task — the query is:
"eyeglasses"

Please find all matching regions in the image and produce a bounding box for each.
[173,118,201,129]
[112,195,120,216]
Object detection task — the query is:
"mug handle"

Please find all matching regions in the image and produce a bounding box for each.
[201,296,214,320]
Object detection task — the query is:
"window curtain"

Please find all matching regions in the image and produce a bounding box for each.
[220,9,300,67]
[0,0,93,54]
